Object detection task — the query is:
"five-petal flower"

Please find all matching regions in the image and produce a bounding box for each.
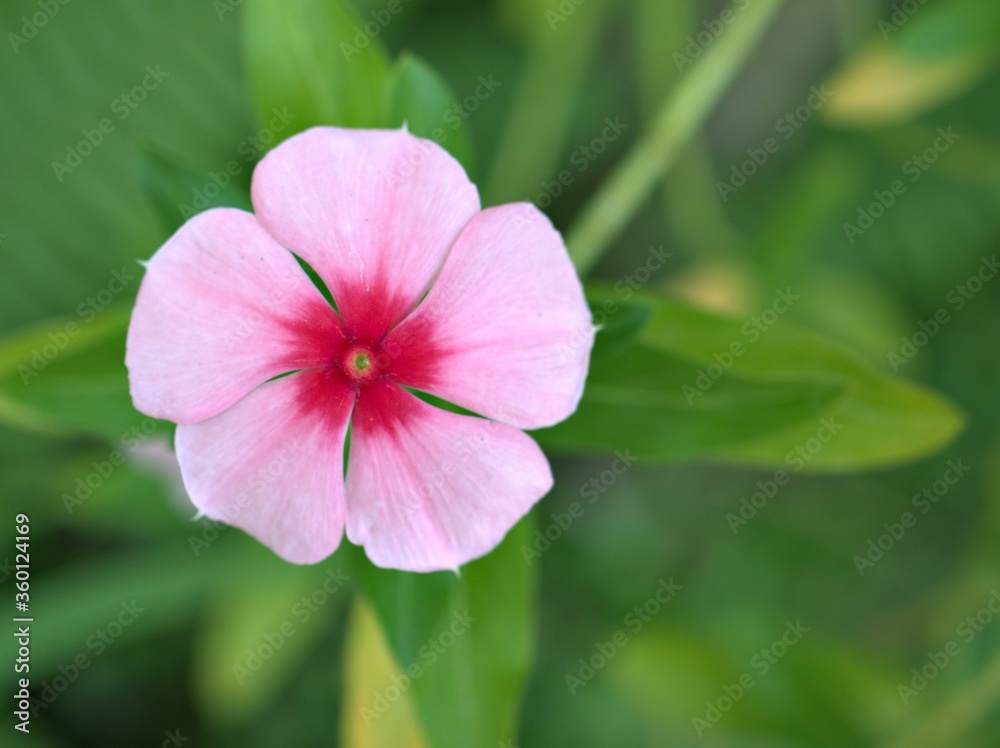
[126,126,594,571]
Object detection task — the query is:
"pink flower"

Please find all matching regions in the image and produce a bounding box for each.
[126,126,594,571]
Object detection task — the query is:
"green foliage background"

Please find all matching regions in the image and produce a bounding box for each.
[1,0,998,745]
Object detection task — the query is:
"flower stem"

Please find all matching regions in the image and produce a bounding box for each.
[566,0,787,275]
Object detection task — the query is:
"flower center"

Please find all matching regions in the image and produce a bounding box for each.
[342,344,381,383]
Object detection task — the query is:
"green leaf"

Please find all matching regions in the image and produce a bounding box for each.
[538,338,844,463]
[344,544,457,666]
[896,0,1000,60]
[243,0,391,136]
[824,0,1000,126]
[340,597,431,747]
[537,290,964,471]
[412,517,536,747]
[0,306,158,441]
[350,516,537,747]
[192,562,350,725]
[536,292,845,463]
[0,0,251,331]
[136,143,253,235]
[606,625,901,745]
[0,540,269,693]
[383,53,475,174]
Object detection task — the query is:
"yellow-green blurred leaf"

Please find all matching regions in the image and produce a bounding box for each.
[340,597,430,748]
[824,0,1000,126]
[824,47,994,126]
[193,563,349,725]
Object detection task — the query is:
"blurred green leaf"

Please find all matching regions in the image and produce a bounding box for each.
[1,540,270,692]
[791,266,909,367]
[345,545,457,666]
[350,517,537,747]
[136,144,253,235]
[193,562,349,725]
[0,306,158,441]
[643,291,964,469]
[383,53,475,174]
[340,597,431,747]
[536,291,844,463]
[896,0,1000,59]
[484,0,612,204]
[825,0,1000,126]
[411,516,536,747]
[607,624,901,745]
[243,0,391,136]
[537,335,845,463]
[0,0,250,330]
[538,290,964,470]
[751,143,866,285]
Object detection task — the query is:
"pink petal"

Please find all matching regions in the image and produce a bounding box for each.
[126,208,345,424]
[386,203,594,430]
[345,380,552,572]
[250,127,480,341]
[176,369,355,565]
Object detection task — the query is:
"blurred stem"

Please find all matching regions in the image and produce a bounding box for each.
[566,0,786,276]
[634,0,689,117]
[880,649,1000,748]
[483,0,611,205]
[636,0,751,267]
